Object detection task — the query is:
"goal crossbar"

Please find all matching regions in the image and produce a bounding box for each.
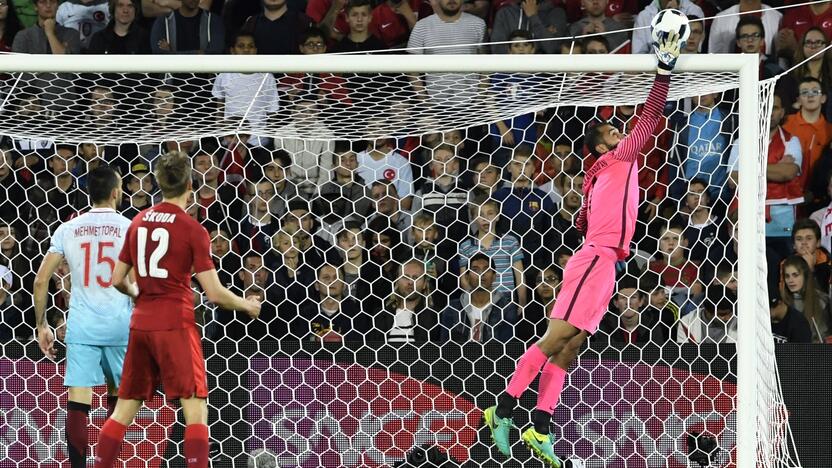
[0,53,755,73]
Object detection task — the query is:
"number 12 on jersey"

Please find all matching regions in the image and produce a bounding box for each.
[137,227,170,279]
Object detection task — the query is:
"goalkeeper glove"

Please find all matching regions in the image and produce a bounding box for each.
[654,30,681,72]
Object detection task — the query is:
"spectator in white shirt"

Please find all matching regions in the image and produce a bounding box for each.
[707,0,781,54]
[212,31,279,139]
[356,138,414,210]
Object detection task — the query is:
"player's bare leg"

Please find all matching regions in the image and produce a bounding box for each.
[67,387,93,468]
[180,396,210,468]
[94,398,142,468]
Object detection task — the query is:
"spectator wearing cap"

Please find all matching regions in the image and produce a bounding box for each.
[770,287,812,343]
[87,0,149,54]
[676,285,738,344]
[122,161,157,219]
[150,0,224,54]
[490,1,566,54]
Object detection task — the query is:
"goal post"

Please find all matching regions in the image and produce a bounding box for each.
[0,53,796,468]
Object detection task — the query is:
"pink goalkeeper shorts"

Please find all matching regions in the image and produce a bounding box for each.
[550,244,619,334]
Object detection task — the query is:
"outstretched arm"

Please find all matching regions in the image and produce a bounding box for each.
[613,31,680,162]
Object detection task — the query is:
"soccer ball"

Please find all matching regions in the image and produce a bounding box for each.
[651,9,690,47]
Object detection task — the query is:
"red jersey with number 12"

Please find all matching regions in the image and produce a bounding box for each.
[118,202,215,331]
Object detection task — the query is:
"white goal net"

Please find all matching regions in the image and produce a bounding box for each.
[0,54,800,468]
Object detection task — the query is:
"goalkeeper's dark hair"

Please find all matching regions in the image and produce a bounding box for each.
[155,151,192,199]
[88,165,121,204]
[585,121,610,157]
[735,15,764,40]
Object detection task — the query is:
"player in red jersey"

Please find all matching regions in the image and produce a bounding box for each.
[483,32,681,467]
[94,151,261,468]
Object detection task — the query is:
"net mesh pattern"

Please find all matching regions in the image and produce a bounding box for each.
[0,66,801,468]
[0,71,739,142]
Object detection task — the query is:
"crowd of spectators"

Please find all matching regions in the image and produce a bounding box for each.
[1,0,832,348]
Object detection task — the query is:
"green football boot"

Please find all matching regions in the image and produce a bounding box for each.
[521,427,564,468]
[482,406,513,457]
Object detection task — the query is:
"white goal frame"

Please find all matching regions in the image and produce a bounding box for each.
[0,53,766,467]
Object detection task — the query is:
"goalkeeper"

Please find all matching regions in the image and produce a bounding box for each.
[483,31,681,467]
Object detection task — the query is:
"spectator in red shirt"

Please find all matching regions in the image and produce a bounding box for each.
[0,0,22,51]
[777,1,832,64]
[370,0,432,49]
[307,0,349,40]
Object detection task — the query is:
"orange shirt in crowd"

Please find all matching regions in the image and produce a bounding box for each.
[783,112,832,189]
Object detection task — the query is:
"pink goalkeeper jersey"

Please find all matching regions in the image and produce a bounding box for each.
[575,74,670,259]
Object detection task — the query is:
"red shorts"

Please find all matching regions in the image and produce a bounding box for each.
[119,327,208,401]
[550,244,619,334]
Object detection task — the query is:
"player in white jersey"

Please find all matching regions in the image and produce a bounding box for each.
[33,166,134,468]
